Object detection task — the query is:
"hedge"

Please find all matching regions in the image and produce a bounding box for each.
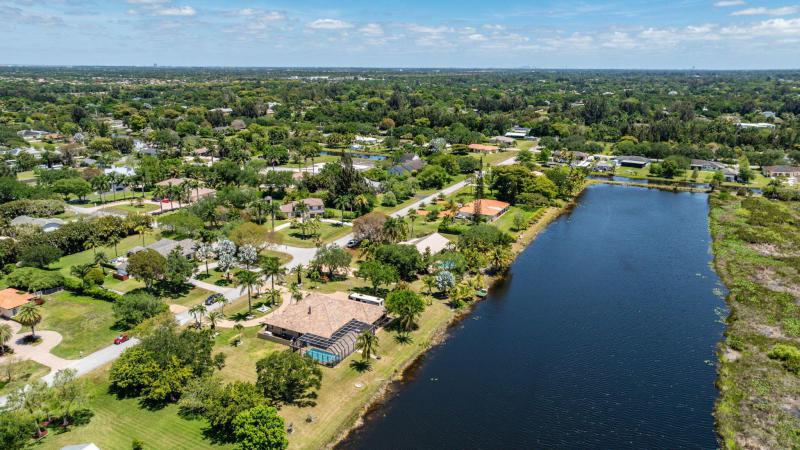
[6,267,64,292]
[63,276,122,302]
[0,199,64,219]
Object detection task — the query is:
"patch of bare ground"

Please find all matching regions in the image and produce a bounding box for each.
[749,243,800,258]
[724,347,742,362]
[750,267,800,299]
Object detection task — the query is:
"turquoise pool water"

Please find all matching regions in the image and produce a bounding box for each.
[306,348,339,364]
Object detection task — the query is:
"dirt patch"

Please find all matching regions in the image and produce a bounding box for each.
[724,347,742,362]
[749,243,800,258]
[750,267,800,299]
[757,324,788,340]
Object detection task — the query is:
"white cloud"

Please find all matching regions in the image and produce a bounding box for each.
[126,0,169,4]
[731,6,800,16]
[714,0,745,7]
[720,17,800,36]
[154,6,196,17]
[482,24,505,30]
[466,33,487,42]
[308,18,353,30]
[359,23,383,36]
[406,24,452,34]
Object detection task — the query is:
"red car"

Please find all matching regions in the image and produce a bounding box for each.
[114,334,130,345]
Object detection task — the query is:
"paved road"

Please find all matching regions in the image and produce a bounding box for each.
[0,153,520,401]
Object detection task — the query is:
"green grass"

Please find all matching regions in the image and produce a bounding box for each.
[52,233,163,277]
[276,221,352,248]
[214,327,283,383]
[164,286,216,308]
[493,206,539,237]
[0,359,50,396]
[100,202,160,215]
[39,366,234,450]
[15,170,36,181]
[40,291,120,359]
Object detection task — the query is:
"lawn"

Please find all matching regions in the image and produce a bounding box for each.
[39,291,120,359]
[0,359,50,396]
[214,327,284,383]
[276,221,352,248]
[100,202,160,215]
[493,206,539,237]
[164,286,216,308]
[51,233,163,278]
[280,299,455,450]
[470,150,516,166]
[39,365,234,450]
[16,170,36,181]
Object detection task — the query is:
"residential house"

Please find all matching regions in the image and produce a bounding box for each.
[155,177,215,203]
[16,130,49,140]
[736,122,776,129]
[763,165,800,178]
[388,158,426,176]
[0,288,33,318]
[457,199,511,222]
[723,168,738,182]
[616,156,650,168]
[280,198,325,218]
[504,126,530,138]
[260,293,386,365]
[690,159,726,171]
[468,143,500,154]
[490,136,516,146]
[354,136,379,145]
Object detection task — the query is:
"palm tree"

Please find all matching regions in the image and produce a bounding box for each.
[16,303,42,340]
[264,288,282,307]
[94,252,109,274]
[0,323,12,355]
[153,185,166,214]
[207,311,224,331]
[490,246,512,273]
[406,211,418,239]
[264,200,279,232]
[261,257,285,292]
[83,235,100,256]
[189,304,207,328]
[422,274,436,295]
[356,330,379,361]
[135,224,148,246]
[215,295,228,315]
[107,233,122,257]
[234,270,260,313]
[289,282,302,303]
[291,264,304,286]
[70,263,94,283]
[91,175,110,205]
[353,194,369,215]
[382,217,408,243]
[335,195,351,224]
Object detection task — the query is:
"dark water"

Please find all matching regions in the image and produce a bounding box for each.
[341,184,726,450]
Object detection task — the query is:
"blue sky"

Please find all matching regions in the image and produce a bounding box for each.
[2,0,799,68]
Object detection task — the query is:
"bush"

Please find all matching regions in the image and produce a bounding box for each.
[6,267,64,292]
[19,244,62,268]
[0,199,64,219]
[768,344,800,374]
[64,276,121,302]
[113,292,167,327]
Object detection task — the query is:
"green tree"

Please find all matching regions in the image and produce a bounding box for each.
[385,289,425,332]
[356,330,379,361]
[127,249,167,290]
[260,256,285,292]
[112,292,167,328]
[235,270,260,313]
[0,411,34,450]
[232,404,288,450]
[19,244,62,269]
[255,350,322,408]
[51,368,86,427]
[0,323,12,355]
[16,303,42,339]
[356,260,398,294]
[165,247,197,287]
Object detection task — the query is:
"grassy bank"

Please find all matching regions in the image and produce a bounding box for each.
[710,193,800,448]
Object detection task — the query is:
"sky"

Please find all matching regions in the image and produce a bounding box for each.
[2,0,800,69]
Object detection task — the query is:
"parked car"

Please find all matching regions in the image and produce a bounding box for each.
[346,239,360,248]
[114,334,130,345]
[205,293,224,305]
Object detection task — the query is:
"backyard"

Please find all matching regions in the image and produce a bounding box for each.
[39,290,120,359]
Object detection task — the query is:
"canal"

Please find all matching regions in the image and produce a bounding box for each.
[340,184,726,449]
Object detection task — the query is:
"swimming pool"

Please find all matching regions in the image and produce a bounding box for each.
[306,348,339,364]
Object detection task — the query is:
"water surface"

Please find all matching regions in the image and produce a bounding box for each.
[341,184,726,449]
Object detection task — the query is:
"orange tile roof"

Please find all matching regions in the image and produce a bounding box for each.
[416,209,430,216]
[468,144,499,152]
[0,288,33,310]
[459,199,510,217]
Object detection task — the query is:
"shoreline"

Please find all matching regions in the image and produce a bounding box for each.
[324,193,582,449]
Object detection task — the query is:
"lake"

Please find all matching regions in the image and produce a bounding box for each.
[340,184,726,449]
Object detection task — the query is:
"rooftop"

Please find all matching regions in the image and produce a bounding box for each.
[459,199,510,217]
[0,288,33,310]
[264,293,385,339]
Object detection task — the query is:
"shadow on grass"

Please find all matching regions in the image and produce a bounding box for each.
[349,359,372,373]
[394,333,413,345]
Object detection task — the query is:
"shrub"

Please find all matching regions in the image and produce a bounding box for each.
[768,344,800,375]
[6,267,64,292]
[19,244,62,268]
[113,292,167,327]
[0,199,64,219]
[63,276,121,302]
